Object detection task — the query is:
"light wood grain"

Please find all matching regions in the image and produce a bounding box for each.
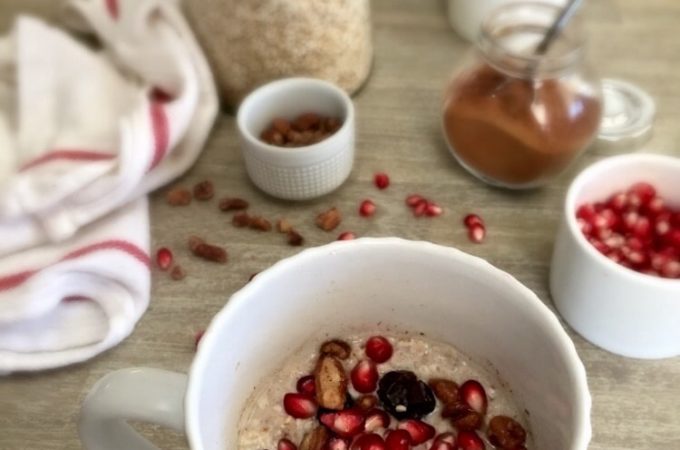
[0,1,679,449]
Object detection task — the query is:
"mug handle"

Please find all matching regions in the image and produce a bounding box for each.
[79,368,188,450]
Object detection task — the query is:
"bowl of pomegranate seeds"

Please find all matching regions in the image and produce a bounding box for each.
[551,153,680,359]
[237,77,355,200]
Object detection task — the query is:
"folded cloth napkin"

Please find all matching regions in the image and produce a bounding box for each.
[0,0,218,373]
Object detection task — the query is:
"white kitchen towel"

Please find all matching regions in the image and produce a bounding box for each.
[0,198,149,374]
[0,0,218,256]
[0,0,218,373]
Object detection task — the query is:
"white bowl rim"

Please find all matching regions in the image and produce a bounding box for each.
[236,77,355,155]
[185,237,592,450]
[565,153,680,286]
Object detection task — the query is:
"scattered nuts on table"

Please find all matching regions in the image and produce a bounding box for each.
[219,197,249,211]
[166,187,192,206]
[316,207,342,231]
[193,180,215,201]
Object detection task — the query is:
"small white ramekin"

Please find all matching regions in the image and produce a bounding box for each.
[236,78,355,201]
[550,153,680,359]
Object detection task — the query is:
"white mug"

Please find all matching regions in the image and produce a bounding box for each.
[79,238,591,449]
[447,0,568,42]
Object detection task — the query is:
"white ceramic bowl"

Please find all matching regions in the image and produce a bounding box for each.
[236,78,355,200]
[550,153,680,359]
[79,238,591,450]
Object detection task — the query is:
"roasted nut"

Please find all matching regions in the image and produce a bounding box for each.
[320,339,351,360]
[190,239,227,264]
[249,216,272,232]
[193,180,214,201]
[316,207,342,232]
[355,394,379,411]
[292,112,321,132]
[488,415,527,449]
[323,117,342,133]
[277,218,293,233]
[442,401,482,431]
[232,212,252,228]
[299,425,329,450]
[287,230,304,246]
[188,236,205,252]
[428,378,460,405]
[166,187,191,206]
[314,355,348,410]
[170,265,186,280]
[272,118,291,135]
[219,197,249,211]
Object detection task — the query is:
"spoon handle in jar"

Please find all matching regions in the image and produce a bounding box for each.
[534,0,583,55]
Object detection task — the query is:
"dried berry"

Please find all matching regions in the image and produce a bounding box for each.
[219,197,249,211]
[377,371,435,420]
[170,265,186,280]
[249,216,272,232]
[193,180,214,201]
[287,230,304,246]
[316,207,342,232]
[166,187,191,206]
[232,212,252,228]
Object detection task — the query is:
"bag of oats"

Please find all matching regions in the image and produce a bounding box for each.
[184,0,373,109]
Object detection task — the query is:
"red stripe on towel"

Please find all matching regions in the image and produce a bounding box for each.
[0,240,149,293]
[148,100,170,171]
[19,150,115,172]
[105,0,119,19]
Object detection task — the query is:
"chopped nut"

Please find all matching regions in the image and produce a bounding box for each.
[276,218,293,234]
[488,415,527,449]
[314,354,348,410]
[189,239,227,264]
[299,425,329,450]
[219,197,249,211]
[429,378,460,405]
[320,339,351,360]
[287,230,304,246]
[170,265,186,280]
[292,112,322,132]
[442,401,482,431]
[272,118,291,135]
[193,180,214,201]
[249,216,272,232]
[232,212,252,228]
[166,187,192,206]
[316,207,342,232]
[188,236,205,252]
[356,394,378,411]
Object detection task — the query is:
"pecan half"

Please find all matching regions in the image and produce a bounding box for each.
[249,216,272,232]
[314,355,348,410]
[299,425,329,450]
[166,187,191,206]
[488,415,527,449]
[428,378,460,405]
[320,339,351,360]
[287,230,304,246]
[193,180,214,201]
[219,197,249,212]
[232,212,252,228]
[189,238,227,264]
[170,265,186,280]
[442,401,482,431]
[315,207,342,232]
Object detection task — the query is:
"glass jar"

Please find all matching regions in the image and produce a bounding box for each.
[442,2,603,189]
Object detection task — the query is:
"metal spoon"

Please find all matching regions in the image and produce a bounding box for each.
[534,0,584,56]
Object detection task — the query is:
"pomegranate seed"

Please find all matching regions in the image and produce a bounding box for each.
[625,249,648,267]
[629,182,656,205]
[406,194,425,207]
[608,192,629,211]
[425,202,443,217]
[351,359,379,393]
[627,237,645,251]
[385,429,411,450]
[588,238,609,255]
[661,260,680,278]
[576,204,597,222]
[468,224,486,244]
[667,230,680,250]
[632,216,651,238]
[655,213,672,236]
[577,218,593,235]
[651,252,671,271]
[646,197,665,215]
[278,438,298,450]
[338,231,357,241]
[328,437,350,450]
[359,200,377,217]
[463,213,484,228]
[296,375,316,397]
[156,247,173,270]
[364,409,391,432]
[319,409,365,438]
[374,173,390,190]
[429,441,454,450]
[457,431,485,450]
[603,233,625,249]
[365,336,393,363]
[460,380,487,415]
[433,433,457,446]
[283,393,317,419]
[351,433,386,450]
[398,419,435,445]
[606,250,623,263]
[413,201,428,217]
[194,330,205,350]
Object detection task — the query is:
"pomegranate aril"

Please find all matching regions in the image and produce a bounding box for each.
[576,204,597,221]
[351,359,379,393]
[629,182,656,205]
[667,230,680,249]
[156,247,173,270]
[278,438,298,450]
[632,216,652,238]
[627,236,645,251]
[459,380,487,415]
[384,429,411,450]
[608,192,629,211]
[413,201,428,217]
[623,211,640,231]
[646,197,665,215]
[319,409,365,438]
[365,336,393,363]
[468,224,486,244]
[577,218,593,235]
[374,173,390,190]
[283,393,317,419]
[338,231,357,241]
[429,441,454,450]
[328,437,350,450]
[406,194,425,207]
[351,433,386,450]
[296,375,316,397]
[603,233,625,249]
[655,213,672,236]
[588,238,609,255]
[364,408,391,432]
[360,200,377,217]
[457,431,485,450]
[463,213,484,228]
[661,260,680,278]
[433,433,457,446]
[425,202,443,217]
[398,419,435,445]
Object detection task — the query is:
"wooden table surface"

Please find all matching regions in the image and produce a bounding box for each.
[1,0,679,449]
